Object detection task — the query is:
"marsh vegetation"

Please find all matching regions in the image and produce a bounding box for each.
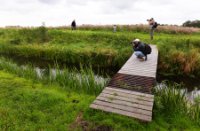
[0,25,200,130]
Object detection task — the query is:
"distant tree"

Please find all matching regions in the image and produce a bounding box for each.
[183,20,200,28]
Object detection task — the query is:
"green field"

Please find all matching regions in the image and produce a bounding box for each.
[1,27,200,78]
[0,26,200,130]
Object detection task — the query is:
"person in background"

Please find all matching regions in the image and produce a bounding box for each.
[147,18,156,40]
[71,20,76,30]
[113,25,117,32]
[132,39,147,61]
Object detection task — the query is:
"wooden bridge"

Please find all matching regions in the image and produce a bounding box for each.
[90,45,158,122]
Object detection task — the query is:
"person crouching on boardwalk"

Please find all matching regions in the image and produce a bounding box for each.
[132,39,147,61]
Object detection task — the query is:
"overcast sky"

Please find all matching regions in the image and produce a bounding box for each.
[0,0,200,27]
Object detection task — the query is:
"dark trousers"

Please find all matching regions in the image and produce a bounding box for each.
[150,28,154,40]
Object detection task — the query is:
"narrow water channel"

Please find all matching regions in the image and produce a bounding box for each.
[1,55,200,102]
[31,65,200,102]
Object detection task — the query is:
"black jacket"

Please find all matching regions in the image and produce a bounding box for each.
[133,43,146,55]
[71,21,76,27]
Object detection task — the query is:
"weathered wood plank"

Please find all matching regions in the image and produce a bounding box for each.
[120,68,157,72]
[93,100,152,116]
[125,63,157,66]
[96,96,153,111]
[119,68,156,72]
[98,93,153,106]
[90,104,152,122]
[124,62,157,66]
[119,70,156,75]
[106,87,154,99]
[118,71,156,76]
[118,70,156,78]
[102,89,154,102]
[117,45,158,78]
[90,45,158,122]
[120,67,157,72]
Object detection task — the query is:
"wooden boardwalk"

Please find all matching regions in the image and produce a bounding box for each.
[90,45,158,122]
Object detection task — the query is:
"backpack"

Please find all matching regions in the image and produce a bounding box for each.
[153,22,158,28]
[144,43,152,55]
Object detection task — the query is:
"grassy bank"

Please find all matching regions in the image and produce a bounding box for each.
[0,57,200,130]
[0,70,95,130]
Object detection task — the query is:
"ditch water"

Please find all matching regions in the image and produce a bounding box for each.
[31,66,200,102]
[155,82,200,103]
[3,55,118,77]
[32,66,108,85]
[1,55,200,102]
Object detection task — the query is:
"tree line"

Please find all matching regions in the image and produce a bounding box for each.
[183,20,200,28]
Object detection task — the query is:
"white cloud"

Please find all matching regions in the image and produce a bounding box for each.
[0,0,200,26]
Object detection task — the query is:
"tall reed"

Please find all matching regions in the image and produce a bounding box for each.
[0,57,108,95]
[154,81,200,125]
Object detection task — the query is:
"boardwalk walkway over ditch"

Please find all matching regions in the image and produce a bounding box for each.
[90,45,158,122]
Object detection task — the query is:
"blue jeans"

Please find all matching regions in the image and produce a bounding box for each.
[134,51,145,58]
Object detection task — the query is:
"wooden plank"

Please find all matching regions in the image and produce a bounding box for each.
[102,89,153,102]
[118,70,155,76]
[122,66,157,70]
[109,85,153,93]
[90,104,152,122]
[119,69,156,74]
[121,62,157,66]
[120,67,156,71]
[121,65,157,69]
[127,57,158,61]
[121,66,157,71]
[93,100,152,116]
[121,63,157,67]
[120,67,156,72]
[119,67,156,72]
[126,58,157,61]
[118,71,156,76]
[97,96,153,111]
[90,45,158,122]
[106,87,154,98]
[118,71,156,78]
[118,70,156,78]
[120,67,157,71]
[118,68,156,73]
[124,62,157,65]
[98,93,153,106]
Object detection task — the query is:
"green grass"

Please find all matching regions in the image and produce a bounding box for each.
[0,70,200,130]
[0,57,200,130]
[0,71,95,130]
[0,27,200,130]
[1,27,200,79]
[0,57,107,95]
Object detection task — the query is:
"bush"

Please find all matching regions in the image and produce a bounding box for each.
[183,20,200,28]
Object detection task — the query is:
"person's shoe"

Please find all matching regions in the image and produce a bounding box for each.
[145,56,147,61]
[138,57,145,61]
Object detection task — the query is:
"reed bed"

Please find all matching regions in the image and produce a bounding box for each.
[154,82,200,126]
[52,24,200,34]
[0,57,108,95]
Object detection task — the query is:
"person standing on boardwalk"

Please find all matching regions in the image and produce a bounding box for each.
[71,20,76,30]
[132,39,148,61]
[147,18,157,40]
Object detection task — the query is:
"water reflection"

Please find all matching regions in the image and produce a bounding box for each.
[34,67,108,85]
[156,83,200,103]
